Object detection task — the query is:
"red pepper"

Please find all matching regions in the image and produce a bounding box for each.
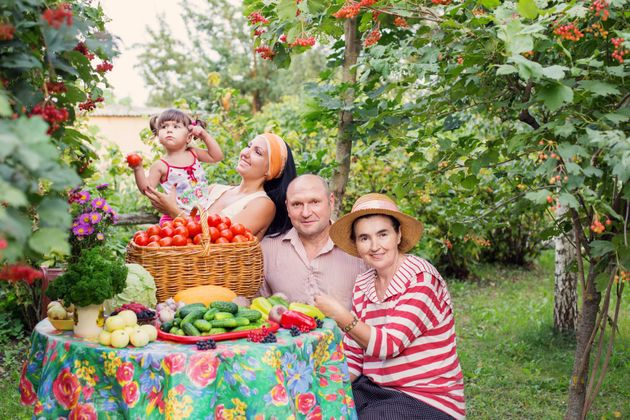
[280,310,317,331]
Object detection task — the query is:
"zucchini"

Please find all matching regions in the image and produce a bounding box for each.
[193,319,212,332]
[210,301,238,314]
[182,322,202,336]
[181,308,206,325]
[176,303,207,318]
[214,312,234,320]
[203,308,219,321]
[237,308,262,322]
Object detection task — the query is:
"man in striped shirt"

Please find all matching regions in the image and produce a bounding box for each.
[315,193,466,419]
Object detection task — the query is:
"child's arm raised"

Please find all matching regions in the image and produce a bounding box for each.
[188,125,224,163]
[130,157,165,195]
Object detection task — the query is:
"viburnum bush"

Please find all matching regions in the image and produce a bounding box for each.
[0,2,116,289]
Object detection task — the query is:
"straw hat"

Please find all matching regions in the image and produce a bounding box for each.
[330,193,423,257]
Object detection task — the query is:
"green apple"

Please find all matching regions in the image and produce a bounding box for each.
[110,330,130,348]
[105,315,125,332]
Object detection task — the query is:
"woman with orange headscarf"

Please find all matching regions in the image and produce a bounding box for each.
[145,133,296,239]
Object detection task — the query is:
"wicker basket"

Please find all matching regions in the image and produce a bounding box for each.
[125,208,264,302]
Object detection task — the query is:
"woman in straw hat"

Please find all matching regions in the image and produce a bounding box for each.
[315,193,465,419]
[146,133,296,239]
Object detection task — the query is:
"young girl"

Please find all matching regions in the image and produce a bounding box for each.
[128,109,224,222]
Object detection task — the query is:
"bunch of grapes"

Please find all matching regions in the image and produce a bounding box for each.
[261,332,277,343]
[289,326,301,337]
[315,318,324,329]
[196,339,217,350]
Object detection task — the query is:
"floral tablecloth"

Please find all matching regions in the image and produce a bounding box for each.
[20,319,357,419]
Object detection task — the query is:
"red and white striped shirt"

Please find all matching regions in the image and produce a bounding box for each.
[343,255,466,419]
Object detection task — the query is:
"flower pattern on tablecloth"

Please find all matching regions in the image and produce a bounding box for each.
[19,318,357,419]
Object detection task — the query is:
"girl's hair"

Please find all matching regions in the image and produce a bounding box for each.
[263,144,297,237]
[149,108,207,135]
[350,214,401,242]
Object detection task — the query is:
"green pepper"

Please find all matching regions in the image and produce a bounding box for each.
[250,297,272,319]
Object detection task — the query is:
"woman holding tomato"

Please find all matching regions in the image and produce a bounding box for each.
[145,133,296,240]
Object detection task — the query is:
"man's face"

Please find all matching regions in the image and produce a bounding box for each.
[286,178,333,239]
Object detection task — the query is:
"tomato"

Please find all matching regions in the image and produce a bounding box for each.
[187,238,193,244]
[193,234,202,245]
[126,153,142,167]
[207,214,221,227]
[146,225,161,237]
[232,234,248,243]
[220,216,231,227]
[133,230,144,240]
[215,237,230,244]
[158,237,173,247]
[187,222,201,237]
[147,241,160,248]
[245,232,254,241]
[174,225,189,237]
[134,234,149,246]
[216,222,228,232]
[171,234,187,247]
[208,227,220,243]
[220,229,234,242]
[173,216,187,227]
[159,226,174,237]
[160,220,174,229]
[230,223,246,235]
[148,234,161,243]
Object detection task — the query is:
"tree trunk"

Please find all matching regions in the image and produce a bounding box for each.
[331,17,361,218]
[554,205,578,332]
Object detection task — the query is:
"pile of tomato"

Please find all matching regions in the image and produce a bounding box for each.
[132,214,255,247]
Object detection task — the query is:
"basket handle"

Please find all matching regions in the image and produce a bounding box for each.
[191,205,214,257]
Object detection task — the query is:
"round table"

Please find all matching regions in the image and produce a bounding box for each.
[19,319,357,419]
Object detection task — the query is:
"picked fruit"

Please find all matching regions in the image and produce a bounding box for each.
[117,310,138,327]
[105,315,126,332]
[126,153,142,167]
[130,329,150,347]
[139,324,158,341]
[98,330,112,346]
[110,330,130,348]
[47,304,68,320]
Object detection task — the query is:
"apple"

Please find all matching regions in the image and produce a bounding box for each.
[98,330,112,346]
[110,330,130,348]
[130,330,150,347]
[118,310,138,327]
[124,326,136,337]
[105,315,125,332]
[139,324,158,342]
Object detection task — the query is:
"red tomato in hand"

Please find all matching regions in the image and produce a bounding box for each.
[207,214,221,227]
[193,233,202,245]
[232,234,248,243]
[158,237,173,247]
[159,226,174,237]
[186,222,201,237]
[215,237,230,244]
[171,234,187,246]
[174,225,189,237]
[220,216,231,227]
[208,227,220,243]
[230,223,246,235]
[126,153,142,167]
[146,225,161,237]
[134,234,149,246]
[220,229,234,242]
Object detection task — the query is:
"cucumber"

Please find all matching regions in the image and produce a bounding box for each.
[232,324,260,332]
[171,328,185,336]
[237,309,262,322]
[176,303,206,318]
[181,308,206,325]
[182,322,202,336]
[208,328,227,334]
[210,301,238,314]
[203,308,218,321]
[173,317,181,327]
[234,317,250,327]
[214,312,234,320]
[193,319,212,332]
[160,320,174,332]
[211,318,238,329]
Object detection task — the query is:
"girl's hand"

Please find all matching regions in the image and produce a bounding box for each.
[314,294,348,322]
[188,124,207,139]
[145,185,179,217]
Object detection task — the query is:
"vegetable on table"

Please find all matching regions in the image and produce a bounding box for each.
[279,310,317,331]
[250,297,272,319]
[267,294,289,308]
[174,285,237,306]
[288,302,326,320]
[268,305,287,323]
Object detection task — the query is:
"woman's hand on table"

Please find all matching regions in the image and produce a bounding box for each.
[145,185,179,218]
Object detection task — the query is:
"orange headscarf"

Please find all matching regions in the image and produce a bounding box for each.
[259,133,288,180]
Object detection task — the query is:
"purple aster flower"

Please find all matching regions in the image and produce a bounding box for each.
[96,183,109,190]
[78,213,91,224]
[77,191,91,204]
[72,224,91,236]
[84,225,94,235]
[89,212,102,224]
[96,232,105,240]
[91,197,105,209]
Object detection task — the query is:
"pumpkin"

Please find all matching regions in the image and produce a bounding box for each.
[174,285,237,306]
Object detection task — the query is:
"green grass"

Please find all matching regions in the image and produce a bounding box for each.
[1,251,628,419]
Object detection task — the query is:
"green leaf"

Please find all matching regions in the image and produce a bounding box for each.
[558,192,579,209]
[578,80,620,97]
[511,55,542,80]
[517,0,539,19]
[478,0,501,8]
[37,197,72,228]
[276,0,298,21]
[462,175,478,189]
[525,189,552,204]
[0,91,11,117]
[496,64,518,75]
[595,272,610,292]
[28,228,71,256]
[0,180,28,207]
[553,121,575,138]
[450,223,467,236]
[2,53,42,70]
[541,65,567,80]
[537,83,573,112]
[590,240,614,258]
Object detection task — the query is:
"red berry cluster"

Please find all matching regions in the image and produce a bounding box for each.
[96,61,113,73]
[590,218,605,234]
[255,46,274,60]
[363,28,381,47]
[290,36,316,47]
[0,264,43,286]
[444,239,453,250]
[0,23,15,41]
[553,22,584,41]
[253,27,266,36]
[431,0,453,5]
[42,3,73,29]
[247,326,271,342]
[611,38,626,64]
[456,55,464,65]
[589,0,609,21]
[333,2,361,19]
[78,96,104,111]
[30,103,69,133]
[279,34,287,43]
[394,17,409,28]
[74,42,95,60]
[46,81,67,94]
[248,11,270,25]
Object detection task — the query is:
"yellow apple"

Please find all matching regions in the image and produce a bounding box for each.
[98,330,112,346]
[105,315,125,332]
[139,324,158,342]
[130,330,150,347]
[110,330,130,348]
[118,310,137,327]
